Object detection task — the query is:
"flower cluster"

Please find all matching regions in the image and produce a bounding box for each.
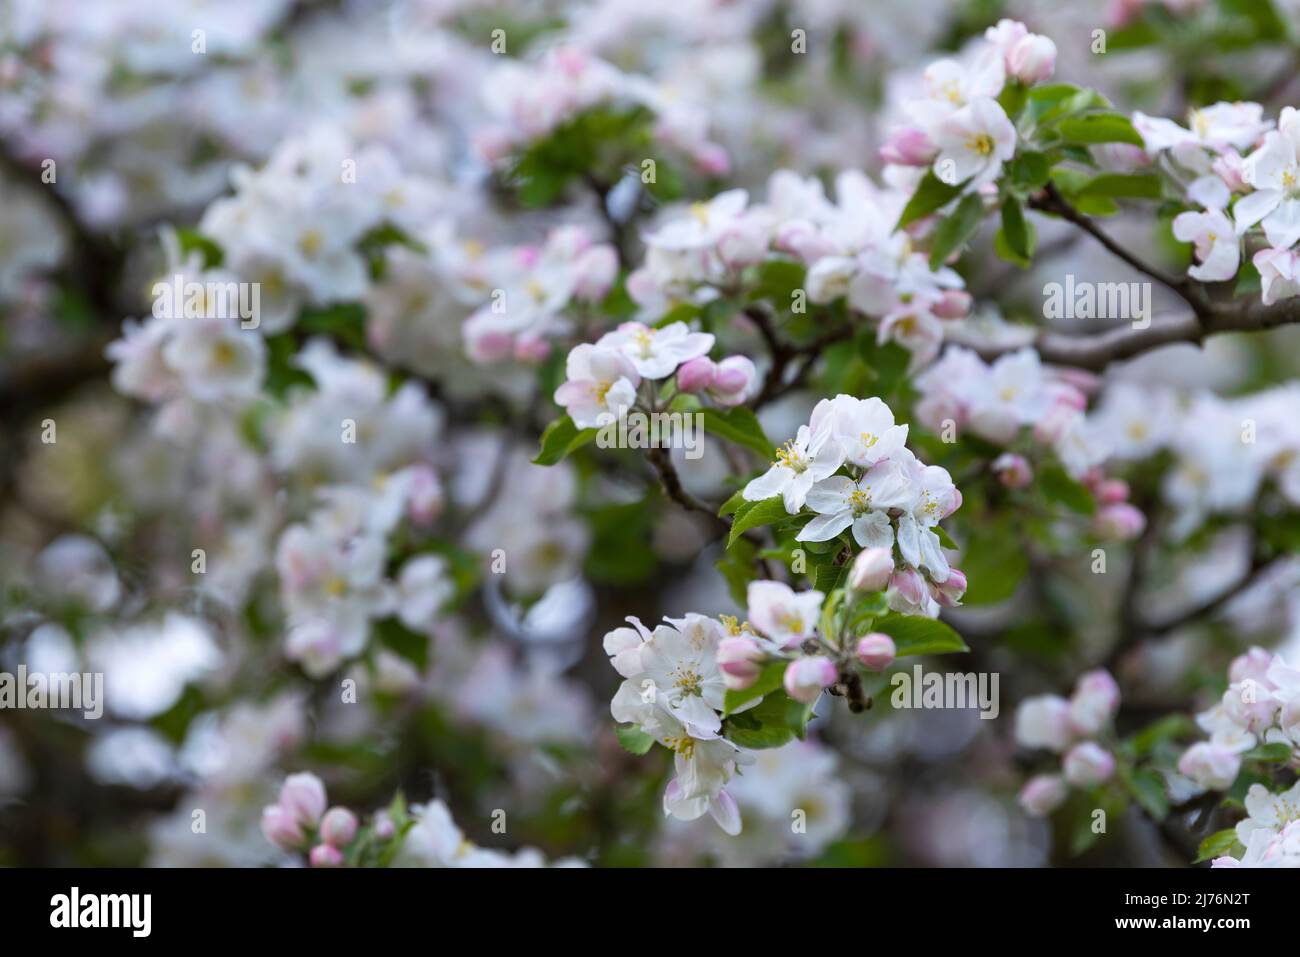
[461,226,618,366]
[606,612,751,834]
[915,348,1150,540]
[1211,781,1300,869]
[625,172,975,367]
[745,394,965,612]
[881,20,1056,192]
[262,772,583,867]
[1131,99,1300,304]
[1014,670,1121,816]
[553,320,758,428]
[1178,647,1300,792]
[475,45,728,174]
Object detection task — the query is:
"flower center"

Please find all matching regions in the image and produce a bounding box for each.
[966,132,994,157]
[849,488,871,516]
[774,440,807,472]
[664,735,696,759]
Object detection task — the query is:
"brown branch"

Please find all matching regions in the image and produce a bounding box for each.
[644,444,724,527]
[977,295,1300,372]
[1029,182,1196,306]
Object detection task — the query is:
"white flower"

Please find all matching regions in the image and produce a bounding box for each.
[1254,247,1300,305]
[552,344,640,429]
[1235,781,1300,847]
[596,320,714,380]
[1134,102,1270,155]
[746,581,824,651]
[743,424,845,513]
[160,317,266,403]
[931,97,1016,188]
[643,709,750,835]
[809,394,909,468]
[797,469,908,548]
[1015,694,1074,752]
[1235,115,1300,248]
[603,616,654,678]
[644,190,750,251]
[1172,208,1240,281]
[395,555,453,634]
[634,618,727,738]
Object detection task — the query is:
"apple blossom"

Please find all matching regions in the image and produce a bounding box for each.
[1018,775,1068,817]
[856,633,896,672]
[849,546,894,593]
[783,656,837,705]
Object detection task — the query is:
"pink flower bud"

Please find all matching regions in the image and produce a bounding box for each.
[880,127,937,166]
[717,636,765,690]
[261,804,306,850]
[1018,774,1068,816]
[992,452,1033,489]
[929,568,967,608]
[405,464,444,526]
[849,546,894,592]
[1178,742,1242,791]
[693,143,731,177]
[372,810,396,840]
[1007,34,1056,84]
[512,334,551,366]
[888,567,927,607]
[675,356,717,393]
[1091,503,1146,541]
[856,632,896,671]
[279,772,327,828]
[931,289,972,319]
[707,356,758,406]
[1015,695,1073,752]
[309,843,345,868]
[1212,151,1249,193]
[1096,479,1129,505]
[783,656,837,704]
[320,807,359,848]
[1063,742,1116,786]
[1068,670,1120,736]
[466,328,514,364]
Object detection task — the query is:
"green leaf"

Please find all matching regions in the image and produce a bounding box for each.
[871,613,968,656]
[700,407,774,458]
[935,525,959,550]
[896,170,966,230]
[1123,767,1170,820]
[723,660,787,715]
[1039,464,1096,515]
[175,228,224,269]
[1006,151,1051,193]
[718,489,748,517]
[959,523,1028,605]
[813,560,849,594]
[1127,714,1194,756]
[1243,742,1293,763]
[1055,114,1143,146]
[373,617,430,670]
[533,416,597,465]
[1077,172,1163,200]
[928,192,985,270]
[728,495,792,548]
[1195,829,1242,864]
[998,197,1034,266]
[724,689,812,749]
[615,724,655,755]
